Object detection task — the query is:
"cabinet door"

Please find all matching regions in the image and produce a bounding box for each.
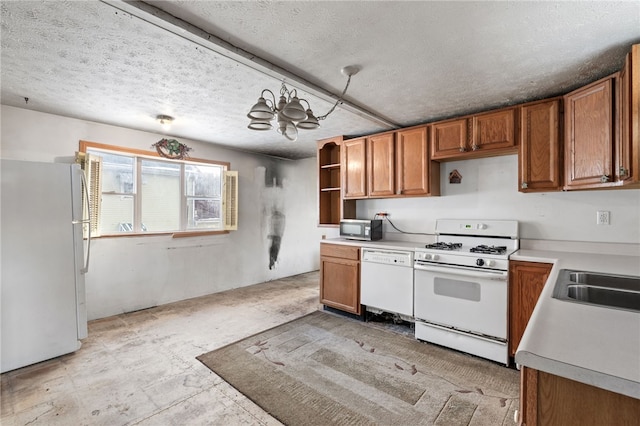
[430,118,468,160]
[519,366,538,426]
[342,138,367,199]
[472,107,517,152]
[509,261,552,357]
[617,46,639,187]
[628,44,640,185]
[564,77,615,189]
[367,133,395,197]
[618,52,632,184]
[520,367,640,426]
[319,256,360,314]
[519,99,562,192]
[396,126,430,195]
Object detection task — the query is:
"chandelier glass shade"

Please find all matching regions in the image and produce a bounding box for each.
[247,66,359,141]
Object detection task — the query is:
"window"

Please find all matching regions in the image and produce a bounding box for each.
[79,141,237,237]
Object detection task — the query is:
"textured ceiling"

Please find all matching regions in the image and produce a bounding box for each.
[1,1,639,159]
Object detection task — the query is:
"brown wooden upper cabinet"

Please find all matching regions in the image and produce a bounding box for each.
[323,43,639,209]
[562,44,639,190]
[528,44,639,192]
[431,107,518,160]
[618,44,640,187]
[518,98,563,192]
[317,136,355,226]
[343,127,439,199]
[367,132,396,197]
[342,137,368,198]
[396,126,440,196]
[564,75,617,190]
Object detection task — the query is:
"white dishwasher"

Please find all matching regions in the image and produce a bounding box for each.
[360,248,414,319]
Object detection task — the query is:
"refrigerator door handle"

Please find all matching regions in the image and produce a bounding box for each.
[72,169,91,274]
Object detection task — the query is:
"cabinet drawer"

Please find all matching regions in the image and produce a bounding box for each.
[320,243,360,260]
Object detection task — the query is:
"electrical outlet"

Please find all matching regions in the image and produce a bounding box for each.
[377,212,389,217]
[596,210,610,225]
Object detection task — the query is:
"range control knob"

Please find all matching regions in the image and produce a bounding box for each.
[425,253,439,261]
[476,258,485,266]
[486,260,495,267]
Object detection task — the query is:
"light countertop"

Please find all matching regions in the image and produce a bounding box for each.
[320,237,432,252]
[512,249,640,399]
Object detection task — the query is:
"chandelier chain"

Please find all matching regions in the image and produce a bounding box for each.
[316,74,352,121]
[279,83,292,98]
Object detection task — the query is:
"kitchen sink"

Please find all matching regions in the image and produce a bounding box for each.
[553,269,640,313]
[568,272,639,290]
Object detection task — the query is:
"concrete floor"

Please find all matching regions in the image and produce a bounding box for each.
[1,271,321,425]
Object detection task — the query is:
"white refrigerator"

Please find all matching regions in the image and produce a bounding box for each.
[1,159,89,373]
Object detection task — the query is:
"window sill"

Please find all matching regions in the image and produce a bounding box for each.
[91,230,230,239]
[172,230,229,238]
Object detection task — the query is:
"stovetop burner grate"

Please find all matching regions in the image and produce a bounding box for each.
[469,245,508,255]
[424,242,462,251]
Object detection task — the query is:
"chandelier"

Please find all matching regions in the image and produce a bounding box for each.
[247,66,360,141]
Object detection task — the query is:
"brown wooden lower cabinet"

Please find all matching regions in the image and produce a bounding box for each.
[319,243,360,314]
[509,261,553,357]
[519,366,640,426]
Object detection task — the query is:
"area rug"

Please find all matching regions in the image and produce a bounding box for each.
[197,310,519,425]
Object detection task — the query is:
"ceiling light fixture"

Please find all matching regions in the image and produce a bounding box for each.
[156,114,174,130]
[247,65,360,141]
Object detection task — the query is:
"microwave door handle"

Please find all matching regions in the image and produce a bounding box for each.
[414,264,508,280]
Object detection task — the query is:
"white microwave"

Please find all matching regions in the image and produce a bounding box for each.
[339,219,383,241]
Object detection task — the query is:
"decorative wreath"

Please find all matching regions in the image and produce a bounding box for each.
[152,138,192,160]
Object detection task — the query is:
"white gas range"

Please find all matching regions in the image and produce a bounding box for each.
[413,219,519,365]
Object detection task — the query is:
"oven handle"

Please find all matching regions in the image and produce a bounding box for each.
[414,263,508,280]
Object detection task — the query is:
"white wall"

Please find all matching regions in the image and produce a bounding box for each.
[0,106,330,320]
[359,155,640,244]
[5,105,636,320]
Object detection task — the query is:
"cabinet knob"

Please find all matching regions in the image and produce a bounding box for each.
[600,175,610,183]
[471,144,479,151]
[619,167,628,177]
[521,182,528,189]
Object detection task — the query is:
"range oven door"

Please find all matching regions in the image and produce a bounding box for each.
[414,263,509,364]
[414,263,508,340]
